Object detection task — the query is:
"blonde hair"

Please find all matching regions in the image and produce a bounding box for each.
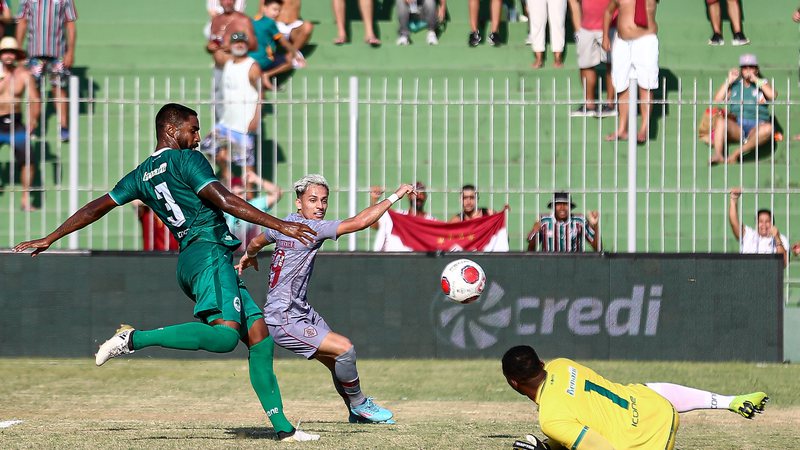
[293,174,329,197]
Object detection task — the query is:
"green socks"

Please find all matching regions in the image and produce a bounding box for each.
[248,337,294,434]
[131,322,239,353]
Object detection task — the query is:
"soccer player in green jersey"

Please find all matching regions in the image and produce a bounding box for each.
[13,103,320,442]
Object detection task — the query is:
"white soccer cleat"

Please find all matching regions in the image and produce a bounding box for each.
[396,35,410,46]
[426,31,439,46]
[280,428,320,442]
[95,324,135,366]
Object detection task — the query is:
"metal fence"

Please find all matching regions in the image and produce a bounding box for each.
[2,75,799,282]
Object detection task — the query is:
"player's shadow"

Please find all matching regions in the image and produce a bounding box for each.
[225,427,279,439]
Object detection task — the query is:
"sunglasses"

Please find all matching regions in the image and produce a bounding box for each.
[740,65,757,69]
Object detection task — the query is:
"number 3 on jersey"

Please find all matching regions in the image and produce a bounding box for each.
[154,182,186,227]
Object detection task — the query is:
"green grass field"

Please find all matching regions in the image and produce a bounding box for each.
[1,358,798,449]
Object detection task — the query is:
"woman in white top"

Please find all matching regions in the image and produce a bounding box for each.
[729,187,788,267]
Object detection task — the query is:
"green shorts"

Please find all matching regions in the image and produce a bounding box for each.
[176,241,263,336]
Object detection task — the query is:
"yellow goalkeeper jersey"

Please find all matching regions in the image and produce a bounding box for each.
[536,358,679,450]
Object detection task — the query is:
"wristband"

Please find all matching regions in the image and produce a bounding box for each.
[246,250,259,258]
[756,78,767,88]
[387,193,400,204]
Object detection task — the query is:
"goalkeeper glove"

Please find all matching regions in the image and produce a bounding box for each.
[512,434,551,450]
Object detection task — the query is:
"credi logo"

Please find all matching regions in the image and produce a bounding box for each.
[516,285,662,337]
[432,284,662,350]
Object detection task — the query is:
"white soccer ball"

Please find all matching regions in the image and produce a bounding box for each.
[440,258,486,304]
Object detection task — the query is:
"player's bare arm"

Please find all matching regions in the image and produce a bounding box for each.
[337,184,414,236]
[236,232,270,275]
[13,194,119,256]
[198,181,316,245]
[368,186,384,230]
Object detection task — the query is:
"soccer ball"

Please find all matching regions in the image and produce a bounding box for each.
[440,259,486,304]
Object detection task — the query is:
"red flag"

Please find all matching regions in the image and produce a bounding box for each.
[387,210,509,252]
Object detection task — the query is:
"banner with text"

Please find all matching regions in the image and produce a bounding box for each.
[0,252,782,361]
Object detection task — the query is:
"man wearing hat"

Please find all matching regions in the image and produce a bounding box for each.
[709,53,775,165]
[526,192,600,252]
[200,31,262,187]
[0,36,41,211]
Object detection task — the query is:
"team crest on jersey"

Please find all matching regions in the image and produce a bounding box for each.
[303,326,317,338]
[233,296,241,313]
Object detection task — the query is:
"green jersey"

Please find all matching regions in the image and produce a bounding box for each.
[109,148,241,251]
[248,15,281,69]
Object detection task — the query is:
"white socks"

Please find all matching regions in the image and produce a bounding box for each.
[646,383,735,412]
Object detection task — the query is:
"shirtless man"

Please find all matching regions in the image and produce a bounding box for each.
[602,0,658,144]
[206,0,256,121]
[0,37,41,211]
[276,0,314,52]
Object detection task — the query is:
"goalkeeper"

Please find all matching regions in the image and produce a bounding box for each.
[502,345,768,450]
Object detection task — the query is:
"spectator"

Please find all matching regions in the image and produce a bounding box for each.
[0,1,10,39]
[200,31,262,184]
[706,0,749,46]
[133,200,179,251]
[15,0,76,143]
[603,0,658,144]
[276,0,314,56]
[527,0,567,68]
[568,0,617,116]
[396,0,446,46]
[224,173,283,249]
[332,0,381,46]
[370,181,436,251]
[709,54,775,165]
[206,0,256,122]
[728,187,788,267]
[468,0,502,47]
[208,0,247,18]
[526,191,600,252]
[0,37,41,212]
[449,184,495,222]
[205,0,247,39]
[250,0,305,91]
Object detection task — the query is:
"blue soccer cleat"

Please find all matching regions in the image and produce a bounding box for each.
[349,397,393,423]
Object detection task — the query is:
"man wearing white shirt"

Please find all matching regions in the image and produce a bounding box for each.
[729,187,788,267]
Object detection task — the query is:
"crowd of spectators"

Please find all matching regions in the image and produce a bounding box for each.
[4,0,798,261]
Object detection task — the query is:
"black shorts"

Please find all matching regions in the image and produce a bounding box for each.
[0,114,34,163]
